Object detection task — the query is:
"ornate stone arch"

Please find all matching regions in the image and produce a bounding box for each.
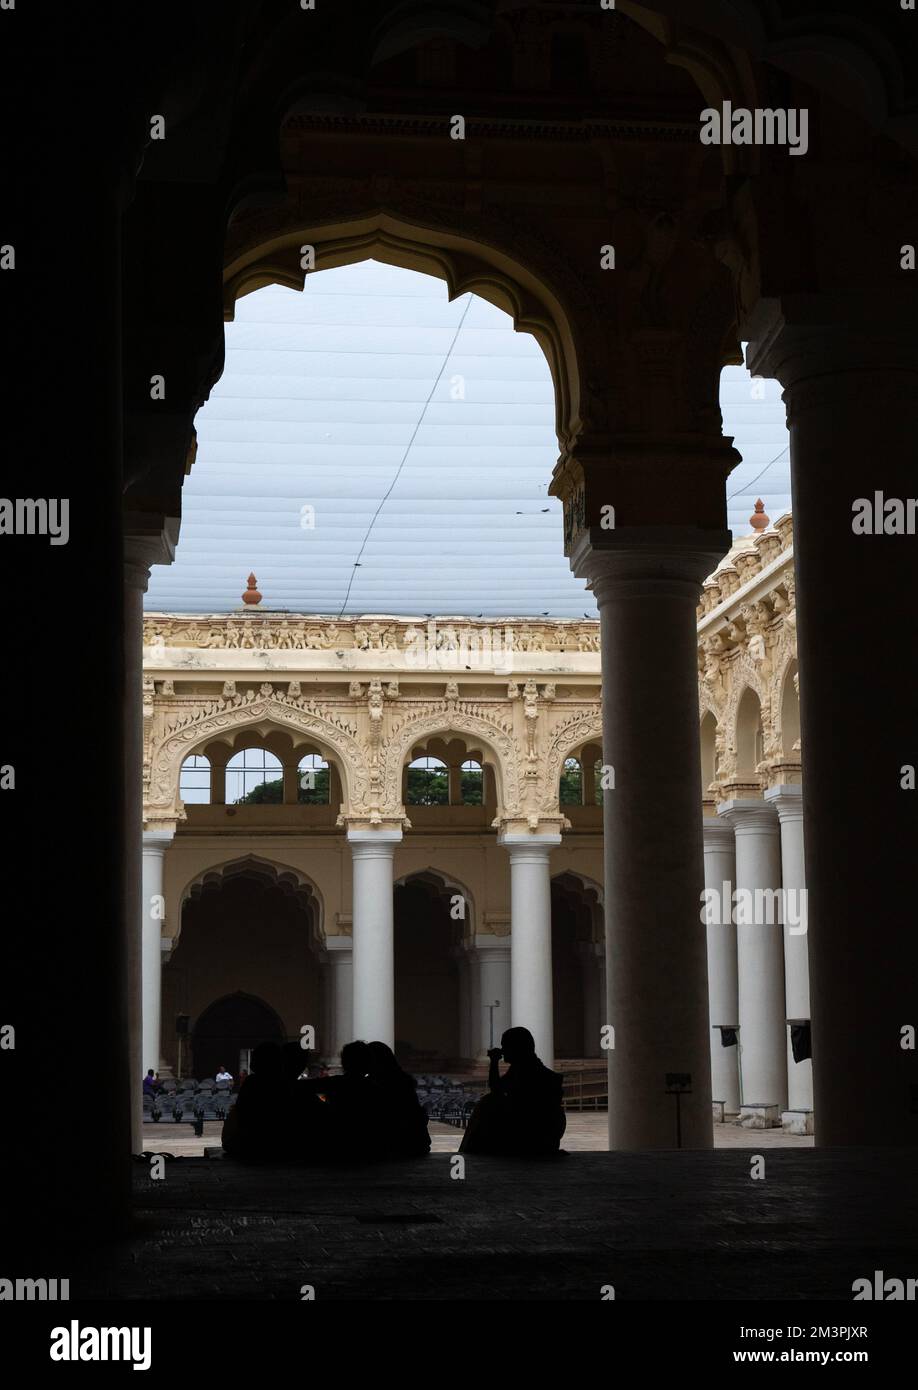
[175,853,326,951]
[771,648,801,761]
[384,703,520,819]
[394,866,477,946]
[147,692,370,821]
[222,207,591,448]
[541,710,604,814]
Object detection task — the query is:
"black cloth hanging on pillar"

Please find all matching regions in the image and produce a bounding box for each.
[718,1027,738,1048]
[790,1022,812,1063]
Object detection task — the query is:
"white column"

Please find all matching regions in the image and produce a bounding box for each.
[765,784,813,1115]
[347,827,401,1046]
[324,937,353,1061]
[456,952,471,1059]
[702,818,740,1113]
[500,833,560,1066]
[141,829,173,1075]
[718,800,787,1111]
[475,939,511,1056]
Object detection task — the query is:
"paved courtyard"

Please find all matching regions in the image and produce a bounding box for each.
[138,1116,815,1157]
[38,1142,911,1301]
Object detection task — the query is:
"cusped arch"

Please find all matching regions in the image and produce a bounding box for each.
[394,866,477,944]
[542,711,604,813]
[222,210,586,448]
[385,707,520,819]
[148,695,371,819]
[177,853,326,951]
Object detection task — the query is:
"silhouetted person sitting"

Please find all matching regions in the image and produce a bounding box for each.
[142,1069,158,1096]
[365,1041,431,1159]
[280,1040,330,1161]
[459,1027,566,1156]
[302,1040,373,1162]
[222,1042,289,1161]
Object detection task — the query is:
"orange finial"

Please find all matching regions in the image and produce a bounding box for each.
[242,573,262,605]
[749,499,770,532]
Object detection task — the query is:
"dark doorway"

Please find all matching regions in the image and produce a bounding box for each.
[394,876,461,1066]
[192,992,286,1080]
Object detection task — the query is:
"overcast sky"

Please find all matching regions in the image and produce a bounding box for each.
[144,261,791,618]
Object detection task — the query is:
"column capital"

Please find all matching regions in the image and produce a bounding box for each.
[551,435,740,551]
[323,937,353,958]
[745,294,918,398]
[345,823,403,854]
[473,939,511,963]
[124,519,179,593]
[142,829,174,855]
[702,816,736,849]
[499,830,562,860]
[571,526,732,604]
[717,798,778,834]
[764,784,804,822]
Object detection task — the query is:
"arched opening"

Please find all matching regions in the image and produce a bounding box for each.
[226,747,283,803]
[559,756,582,805]
[163,859,322,1077]
[191,992,286,1082]
[551,873,603,1061]
[400,735,500,821]
[297,752,330,804]
[179,753,211,805]
[460,758,483,805]
[700,712,717,798]
[393,872,465,1068]
[406,755,449,806]
[781,661,801,759]
[736,688,764,782]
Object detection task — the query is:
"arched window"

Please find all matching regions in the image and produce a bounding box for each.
[594,760,603,806]
[736,689,764,779]
[406,756,449,806]
[297,753,330,805]
[559,757,582,805]
[179,754,211,805]
[226,748,283,804]
[700,712,717,797]
[460,759,483,806]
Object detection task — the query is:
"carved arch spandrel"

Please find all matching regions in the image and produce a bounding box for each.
[147,695,371,818]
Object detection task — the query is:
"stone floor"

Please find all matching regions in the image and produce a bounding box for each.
[42,1144,915,1301]
[140,1116,815,1156]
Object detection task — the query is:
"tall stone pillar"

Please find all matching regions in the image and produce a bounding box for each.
[475,939,512,1056]
[702,818,740,1113]
[765,785,813,1116]
[717,800,786,1113]
[500,834,560,1066]
[141,829,173,1076]
[748,307,918,1144]
[572,527,730,1149]
[324,938,353,1062]
[346,826,401,1047]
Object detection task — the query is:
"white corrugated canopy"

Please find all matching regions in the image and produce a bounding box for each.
[144,261,791,617]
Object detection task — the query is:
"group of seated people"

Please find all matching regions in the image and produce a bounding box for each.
[222,1027,565,1164]
[222,1039,431,1162]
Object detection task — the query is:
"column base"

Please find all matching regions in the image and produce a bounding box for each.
[738,1103,782,1129]
[782,1108,815,1136]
